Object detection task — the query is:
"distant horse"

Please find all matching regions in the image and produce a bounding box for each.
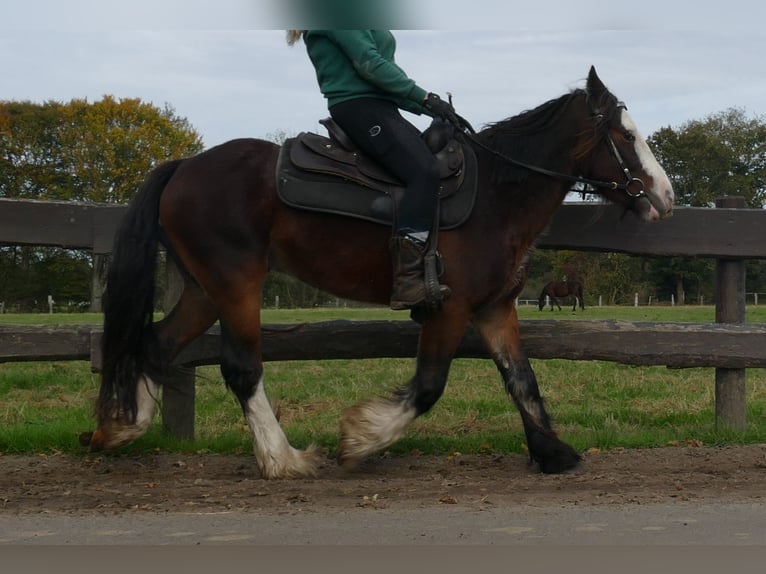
[83,66,673,478]
[538,280,585,311]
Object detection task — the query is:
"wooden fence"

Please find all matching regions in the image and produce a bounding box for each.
[1,196,765,438]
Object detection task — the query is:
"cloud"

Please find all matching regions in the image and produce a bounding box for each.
[2,27,765,148]
[6,0,766,31]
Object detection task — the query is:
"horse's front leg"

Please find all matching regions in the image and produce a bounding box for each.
[473,298,581,473]
[338,311,469,468]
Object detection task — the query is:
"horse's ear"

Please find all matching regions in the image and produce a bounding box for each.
[586,65,607,99]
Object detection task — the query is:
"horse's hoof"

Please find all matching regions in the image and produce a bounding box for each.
[527,430,582,474]
[538,453,582,474]
[86,429,108,452]
[337,454,359,471]
[536,444,582,474]
[255,444,323,479]
[78,431,93,447]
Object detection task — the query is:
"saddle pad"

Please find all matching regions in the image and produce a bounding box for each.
[276,138,478,230]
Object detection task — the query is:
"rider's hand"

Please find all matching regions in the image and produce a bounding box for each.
[423,92,451,118]
[424,93,458,121]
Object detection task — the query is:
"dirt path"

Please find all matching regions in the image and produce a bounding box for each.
[2,444,766,515]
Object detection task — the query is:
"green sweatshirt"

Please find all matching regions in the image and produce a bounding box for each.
[303,30,429,115]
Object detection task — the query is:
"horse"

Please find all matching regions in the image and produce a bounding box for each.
[82,66,673,479]
[538,280,585,312]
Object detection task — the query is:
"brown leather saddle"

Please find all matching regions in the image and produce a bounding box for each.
[276,117,478,229]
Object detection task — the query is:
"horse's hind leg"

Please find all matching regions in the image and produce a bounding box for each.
[88,278,218,450]
[217,280,322,479]
[339,312,468,468]
[473,297,581,473]
[153,274,219,360]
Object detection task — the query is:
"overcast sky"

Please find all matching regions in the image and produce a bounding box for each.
[3,1,766,149]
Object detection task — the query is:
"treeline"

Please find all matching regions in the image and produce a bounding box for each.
[0,97,203,311]
[1,100,764,310]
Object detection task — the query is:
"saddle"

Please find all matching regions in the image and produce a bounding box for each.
[276,117,478,230]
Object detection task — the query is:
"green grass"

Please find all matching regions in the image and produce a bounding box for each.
[1,305,765,456]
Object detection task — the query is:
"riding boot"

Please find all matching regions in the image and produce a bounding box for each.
[388,235,450,311]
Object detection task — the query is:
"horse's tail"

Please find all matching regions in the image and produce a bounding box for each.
[97,159,184,424]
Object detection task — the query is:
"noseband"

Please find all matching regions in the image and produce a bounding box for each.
[598,102,646,198]
[460,99,647,198]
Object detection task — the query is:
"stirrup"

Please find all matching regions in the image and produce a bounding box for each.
[403,252,450,324]
[423,251,449,304]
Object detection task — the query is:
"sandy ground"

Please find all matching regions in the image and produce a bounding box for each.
[2,444,766,515]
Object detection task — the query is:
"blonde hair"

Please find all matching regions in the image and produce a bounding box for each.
[286,30,305,46]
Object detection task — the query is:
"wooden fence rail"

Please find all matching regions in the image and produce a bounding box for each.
[3,320,766,369]
[1,197,764,257]
[1,197,764,437]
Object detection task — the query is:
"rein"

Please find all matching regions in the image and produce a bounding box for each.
[454,103,646,198]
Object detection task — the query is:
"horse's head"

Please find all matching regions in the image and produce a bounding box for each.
[576,66,674,221]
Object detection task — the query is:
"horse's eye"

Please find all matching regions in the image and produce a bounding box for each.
[623,130,636,142]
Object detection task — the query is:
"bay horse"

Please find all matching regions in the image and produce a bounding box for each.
[539,280,585,311]
[84,66,673,478]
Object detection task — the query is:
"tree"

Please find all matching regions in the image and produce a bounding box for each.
[0,97,204,310]
[645,108,766,303]
[526,249,657,306]
[0,96,203,202]
[648,108,766,208]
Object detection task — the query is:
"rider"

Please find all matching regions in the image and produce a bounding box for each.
[287,29,458,311]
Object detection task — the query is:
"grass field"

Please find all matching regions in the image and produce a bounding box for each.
[1,305,764,456]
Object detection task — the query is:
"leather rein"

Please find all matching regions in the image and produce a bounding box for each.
[454,101,647,198]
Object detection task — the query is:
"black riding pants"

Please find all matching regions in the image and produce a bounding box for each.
[329,98,440,235]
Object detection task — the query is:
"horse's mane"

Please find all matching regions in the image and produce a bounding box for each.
[476,86,618,185]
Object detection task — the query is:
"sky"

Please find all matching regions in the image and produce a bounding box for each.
[3,1,766,149]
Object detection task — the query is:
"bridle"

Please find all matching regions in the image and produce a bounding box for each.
[598,102,647,198]
[455,98,647,198]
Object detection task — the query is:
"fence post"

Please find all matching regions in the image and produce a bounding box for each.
[714,196,747,431]
[160,258,196,440]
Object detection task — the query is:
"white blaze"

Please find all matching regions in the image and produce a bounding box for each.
[621,109,674,218]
